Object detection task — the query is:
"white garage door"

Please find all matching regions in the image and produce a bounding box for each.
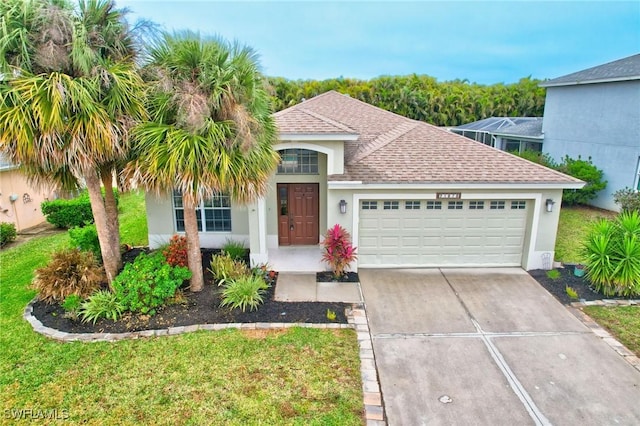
[358,199,528,267]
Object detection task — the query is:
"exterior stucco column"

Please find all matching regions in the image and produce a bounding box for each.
[248,197,268,266]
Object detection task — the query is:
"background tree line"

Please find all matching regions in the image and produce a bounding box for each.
[267,75,546,127]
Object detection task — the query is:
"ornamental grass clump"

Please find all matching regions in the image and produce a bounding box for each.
[31,248,105,303]
[220,275,270,312]
[583,210,640,297]
[322,224,357,279]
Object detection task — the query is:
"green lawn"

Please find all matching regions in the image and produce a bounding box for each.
[583,306,640,357]
[0,191,363,425]
[554,205,616,263]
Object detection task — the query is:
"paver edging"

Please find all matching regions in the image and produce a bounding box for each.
[23,297,353,343]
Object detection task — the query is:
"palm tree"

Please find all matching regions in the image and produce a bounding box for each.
[126,33,279,292]
[0,0,147,284]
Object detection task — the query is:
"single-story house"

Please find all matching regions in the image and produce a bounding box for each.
[145,91,583,271]
[540,53,640,211]
[0,154,54,231]
[451,117,544,154]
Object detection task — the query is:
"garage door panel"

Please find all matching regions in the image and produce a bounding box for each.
[359,199,527,267]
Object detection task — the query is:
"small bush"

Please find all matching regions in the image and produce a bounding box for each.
[209,253,249,286]
[322,224,358,279]
[112,252,191,315]
[222,239,247,261]
[583,211,640,297]
[546,269,561,280]
[41,189,119,228]
[62,294,82,320]
[614,188,640,212]
[162,235,188,267]
[556,156,607,206]
[565,286,579,300]
[69,224,101,262]
[31,249,105,303]
[220,275,270,312]
[514,150,557,168]
[0,222,17,247]
[80,290,124,324]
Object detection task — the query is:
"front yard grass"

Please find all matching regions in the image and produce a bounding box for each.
[582,306,640,357]
[0,191,363,425]
[554,205,616,264]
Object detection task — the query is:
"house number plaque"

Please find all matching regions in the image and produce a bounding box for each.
[436,192,462,199]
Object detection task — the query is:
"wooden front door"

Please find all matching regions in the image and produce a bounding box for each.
[277,183,319,245]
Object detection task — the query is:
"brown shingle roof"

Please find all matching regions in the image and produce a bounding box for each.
[274,91,582,185]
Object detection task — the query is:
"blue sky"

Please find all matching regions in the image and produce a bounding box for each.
[116,1,640,84]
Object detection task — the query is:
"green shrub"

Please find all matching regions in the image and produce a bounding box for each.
[546,269,561,280]
[31,249,105,303]
[220,275,270,312]
[62,294,82,320]
[583,211,640,297]
[80,290,124,324]
[556,156,607,206]
[162,235,188,267]
[69,224,101,262]
[209,253,249,286]
[41,189,119,228]
[514,150,557,168]
[565,286,579,300]
[0,222,17,247]
[112,252,191,315]
[221,239,247,261]
[613,188,640,212]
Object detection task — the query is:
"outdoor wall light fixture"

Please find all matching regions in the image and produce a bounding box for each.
[339,199,347,214]
[545,198,555,213]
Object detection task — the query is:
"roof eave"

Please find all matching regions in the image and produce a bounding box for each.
[540,75,640,88]
[279,133,359,141]
[328,181,585,190]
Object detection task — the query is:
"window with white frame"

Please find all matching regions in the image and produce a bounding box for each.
[448,201,463,210]
[490,200,506,210]
[405,200,421,210]
[362,201,378,210]
[277,149,318,174]
[383,201,399,210]
[426,201,442,210]
[469,201,484,210]
[511,200,526,210]
[635,157,640,191]
[173,191,231,232]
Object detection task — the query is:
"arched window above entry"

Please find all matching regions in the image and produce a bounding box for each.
[277,149,319,174]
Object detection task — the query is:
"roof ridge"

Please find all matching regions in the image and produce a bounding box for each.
[348,121,419,164]
[298,108,358,134]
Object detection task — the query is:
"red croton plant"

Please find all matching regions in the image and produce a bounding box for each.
[163,235,189,268]
[322,224,358,278]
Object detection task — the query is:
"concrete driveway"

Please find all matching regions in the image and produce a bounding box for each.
[359,268,640,426]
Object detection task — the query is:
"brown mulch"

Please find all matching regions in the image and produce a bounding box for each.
[30,249,350,334]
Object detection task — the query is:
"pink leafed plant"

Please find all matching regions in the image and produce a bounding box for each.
[322,224,358,279]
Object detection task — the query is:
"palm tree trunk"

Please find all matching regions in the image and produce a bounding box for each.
[100,165,121,272]
[84,169,120,286]
[183,198,204,292]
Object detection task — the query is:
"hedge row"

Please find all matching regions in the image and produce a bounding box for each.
[41,189,119,228]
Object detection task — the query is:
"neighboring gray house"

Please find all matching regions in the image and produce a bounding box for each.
[451,117,544,154]
[540,53,640,211]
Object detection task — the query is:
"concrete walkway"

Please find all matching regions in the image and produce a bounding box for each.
[274,272,362,303]
[360,268,640,426]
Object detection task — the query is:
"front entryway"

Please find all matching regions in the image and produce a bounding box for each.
[277,183,319,245]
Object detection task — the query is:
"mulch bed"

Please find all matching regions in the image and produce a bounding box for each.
[529,266,634,305]
[316,271,359,283]
[31,249,350,334]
